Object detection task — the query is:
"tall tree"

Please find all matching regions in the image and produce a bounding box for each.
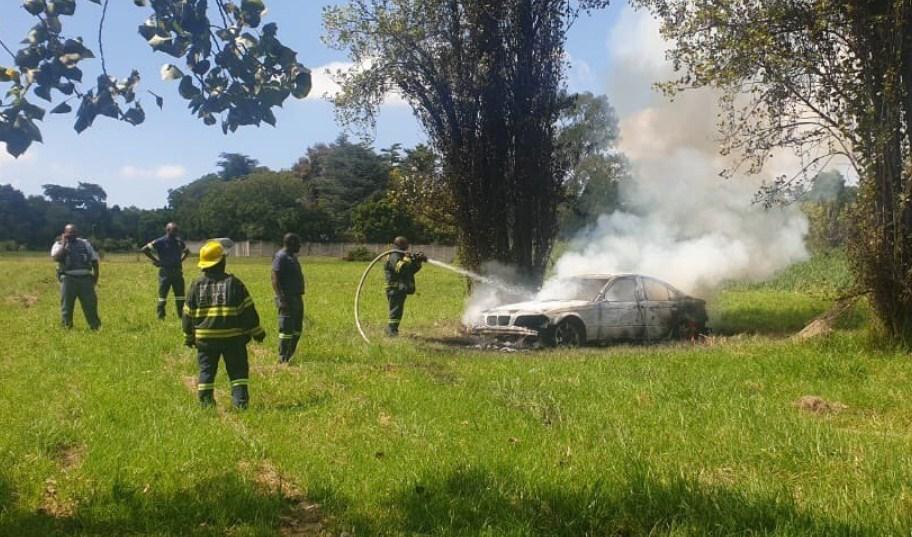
[0,0,310,157]
[556,92,628,237]
[296,135,390,237]
[631,0,912,342]
[216,152,261,180]
[325,0,610,284]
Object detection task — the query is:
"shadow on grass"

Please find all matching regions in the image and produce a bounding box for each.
[0,473,286,537]
[313,464,872,537]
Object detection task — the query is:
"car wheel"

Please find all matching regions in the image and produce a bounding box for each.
[674,318,705,341]
[552,318,585,347]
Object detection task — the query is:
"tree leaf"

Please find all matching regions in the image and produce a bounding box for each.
[50,101,72,114]
[178,76,201,99]
[292,70,312,99]
[22,0,46,16]
[123,103,145,125]
[160,64,184,81]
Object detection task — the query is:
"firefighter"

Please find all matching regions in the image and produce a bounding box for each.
[141,222,190,319]
[182,240,266,409]
[384,236,426,336]
[51,224,101,330]
[272,233,305,363]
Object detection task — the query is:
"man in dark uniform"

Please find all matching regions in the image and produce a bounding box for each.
[142,222,190,319]
[384,236,426,336]
[51,224,101,330]
[182,241,266,409]
[272,233,305,363]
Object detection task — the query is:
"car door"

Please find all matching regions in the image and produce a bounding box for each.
[641,277,676,339]
[597,277,644,341]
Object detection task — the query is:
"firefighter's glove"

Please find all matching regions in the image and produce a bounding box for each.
[412,252,428,263]
[184,336,196,348]
[253,331,266,343]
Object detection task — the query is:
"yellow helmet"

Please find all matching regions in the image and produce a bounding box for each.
[198,241,225,269]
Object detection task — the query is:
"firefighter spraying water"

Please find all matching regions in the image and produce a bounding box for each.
[354,238,530,344]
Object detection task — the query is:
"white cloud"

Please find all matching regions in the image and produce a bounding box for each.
[120,164,187,181]
[306,61,408,107]
[0,149,38,190]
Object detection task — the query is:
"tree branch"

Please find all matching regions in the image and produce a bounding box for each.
[98,0,110,78]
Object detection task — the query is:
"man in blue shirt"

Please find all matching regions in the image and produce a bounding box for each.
[272,233,305,363]
[142,222,190,319]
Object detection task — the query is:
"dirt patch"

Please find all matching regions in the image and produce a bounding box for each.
[38,443,86,519]
[6,293,38,308]
[794,395,847,415]
[57,443,85,473]
[241,460,325,536]
[38,477,76,519]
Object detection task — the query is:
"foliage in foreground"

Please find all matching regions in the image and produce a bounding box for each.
[1,0,310,157]
[0,254,910,536]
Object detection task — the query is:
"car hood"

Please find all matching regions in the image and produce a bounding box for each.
[483,299,592,315]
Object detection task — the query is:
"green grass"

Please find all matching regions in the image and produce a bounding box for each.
[1,253,910,536]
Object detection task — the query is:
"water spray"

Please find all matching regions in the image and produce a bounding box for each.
[354,250,531,344]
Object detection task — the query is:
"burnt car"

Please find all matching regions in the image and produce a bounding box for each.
[471,274,708,346]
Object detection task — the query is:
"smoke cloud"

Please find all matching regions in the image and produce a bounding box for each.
[462,6,810,323]
[549,6,810,295]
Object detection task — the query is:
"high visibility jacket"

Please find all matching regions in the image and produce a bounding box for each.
[182,270,265,343]
[384,252,422,294]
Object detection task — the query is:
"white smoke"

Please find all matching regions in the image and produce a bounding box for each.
[461,6,811,325]
[548,6,810,296]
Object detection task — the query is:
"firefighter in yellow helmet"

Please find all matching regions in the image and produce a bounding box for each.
[182,241,265,408]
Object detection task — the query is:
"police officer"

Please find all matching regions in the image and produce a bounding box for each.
[272,233,305,363]
[51,224,101,330]
[384,236,426,336]
[182,241,266,409]
[142,222,190,319]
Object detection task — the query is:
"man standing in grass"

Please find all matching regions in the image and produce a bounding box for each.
[384,236,426,336]
[141,222,190,320]
[272,233,305,364]
[51,224,101,330]
[182,240,266,409]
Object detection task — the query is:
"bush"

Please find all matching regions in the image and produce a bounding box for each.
[0,240,19,252]
[344,246,376,262]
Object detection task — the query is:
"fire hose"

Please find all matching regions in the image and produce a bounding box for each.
[354,249,407,344]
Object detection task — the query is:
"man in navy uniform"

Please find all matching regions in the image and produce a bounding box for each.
[142,222,190,319]
[384,236,426,336]
[51,224,101,330]
[272,233,305,363]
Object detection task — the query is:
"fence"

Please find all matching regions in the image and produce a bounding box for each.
[184,240,458,262]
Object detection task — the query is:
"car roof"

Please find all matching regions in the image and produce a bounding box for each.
[562,274,689,294]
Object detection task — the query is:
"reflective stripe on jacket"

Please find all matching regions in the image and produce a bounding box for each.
[182,271,264,342]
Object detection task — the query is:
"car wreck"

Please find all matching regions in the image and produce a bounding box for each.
[471,274,708,347]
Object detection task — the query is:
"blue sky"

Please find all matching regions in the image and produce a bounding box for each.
[0,1,627,208]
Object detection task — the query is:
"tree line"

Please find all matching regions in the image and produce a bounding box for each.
[0,100,628,252]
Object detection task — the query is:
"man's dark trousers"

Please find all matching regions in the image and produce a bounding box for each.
[196,340,249,408]
[158,267,185,319]
[61,275,100,329]
[278,295,303,363]
[386,290,407,335]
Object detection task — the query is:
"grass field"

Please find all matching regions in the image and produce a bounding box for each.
[1,253,910,536]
